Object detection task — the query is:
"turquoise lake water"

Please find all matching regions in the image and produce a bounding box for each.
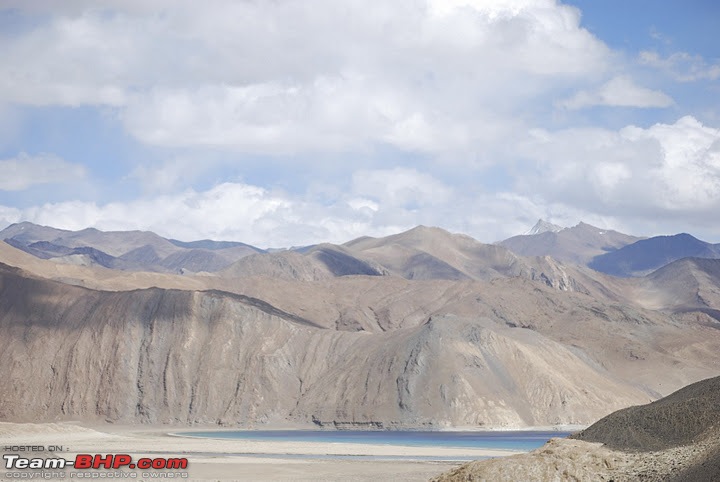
[176,430,573,460]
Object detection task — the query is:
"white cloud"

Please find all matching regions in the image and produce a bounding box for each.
[560,76,674,109]
[518,116,720,217]
[0,0,610,155]
[127,157,210,193]
[122,80,405,153]
[621,116,720,209]
[3,126,720,246]
[591,162,632,194]
[0,13,134,106]
[0,206,21,230]
[351,168,453,208]
[347,198,379,214]
[14,183,294,246]
[0,180,388,247]
[0,171,573,247]
[0,153,87,191]
[639,51,720,82]
[2,2,720,244]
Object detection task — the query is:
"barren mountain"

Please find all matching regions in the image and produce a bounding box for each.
[500,221,641,265]
[1,224,720,431]
[221,225,592,292]
[2,252,720,427]
[345,225,524,280]
[571,375,720,452]
[633,257,720,310]
[3,237,135,270]
[1,222,180,257]
[342,225,607,293]
[588,233,720,277]
[0,235,210,292]
[221,243,388,281]
[1,222,263,274]
[0,263,652,426]
[223,225,518,282]
[0,222,71,245]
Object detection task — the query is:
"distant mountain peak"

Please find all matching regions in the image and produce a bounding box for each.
[575,221,602,230]
[406,224,442,233]
[526,219,564,235]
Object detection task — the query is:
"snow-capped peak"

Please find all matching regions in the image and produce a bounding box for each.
[526,219,564,235]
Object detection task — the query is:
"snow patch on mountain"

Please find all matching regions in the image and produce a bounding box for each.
[526,219,565,235]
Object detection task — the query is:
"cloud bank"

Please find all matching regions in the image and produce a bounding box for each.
[0,1,718,245]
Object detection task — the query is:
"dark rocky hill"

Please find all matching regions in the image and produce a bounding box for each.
[434,376,720,481]
[571,375,720,451]
[589,233,720,277]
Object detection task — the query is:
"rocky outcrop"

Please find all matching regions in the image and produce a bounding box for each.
[433,376,720,482]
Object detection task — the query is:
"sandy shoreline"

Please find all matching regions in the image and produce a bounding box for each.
[0,422,540,481]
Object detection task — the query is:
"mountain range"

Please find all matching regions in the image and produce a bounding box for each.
[0,221,719,429]
[501,219,720,278]
[499,220,642,265]
[588,232,720,277]
[0,222,263,274]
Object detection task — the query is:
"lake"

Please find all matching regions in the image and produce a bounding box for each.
[175,430,573,460]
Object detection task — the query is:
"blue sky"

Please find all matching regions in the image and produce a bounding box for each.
[0,0,719,247]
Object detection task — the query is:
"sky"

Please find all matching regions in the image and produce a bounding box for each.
[0,0,719,248]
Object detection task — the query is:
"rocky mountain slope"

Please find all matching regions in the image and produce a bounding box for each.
[3,222,588,288]
[0,222,263,274]
[501,221,720,280]
[631,257,720,320]
[0,261,652,426]
[1,224,720,429]
[344,225,521,280]
[433,376,720,481]
[221,244,389,281]
[499,221,641,265]
[571,375,720,452]
[1,257,720,426]
[589,233,720,277]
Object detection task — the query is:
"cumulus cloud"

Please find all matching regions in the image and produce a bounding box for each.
[560,76,674,109]
[127,157,212,193]
[1,2,719,244]
[639,51,720,82]
[0,184,395,248]
[10,183,294,247]
[0,0,610,155]
[518,116,720,221]
[351,168,452,208]
[622,117,720,209]
[0,153,87,191]
[0,170,582,247]
[3,132,720,246]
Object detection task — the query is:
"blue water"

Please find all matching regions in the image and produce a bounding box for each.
[177,430,571,453]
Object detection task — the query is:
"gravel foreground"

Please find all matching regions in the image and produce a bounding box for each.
[432,434,720,481]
